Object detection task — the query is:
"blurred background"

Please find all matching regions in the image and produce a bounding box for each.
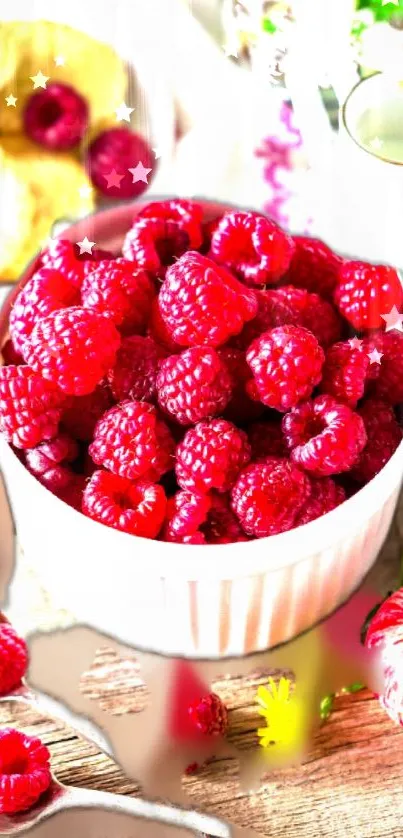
[1,0,403,284]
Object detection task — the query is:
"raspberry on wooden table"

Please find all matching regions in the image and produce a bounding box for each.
[108,335,166,403]
[282,394,367,476]
[0,365,66,449]
[334,261,403,330]
[41,239,113,290]
[319,340,371,407]
[23,82,89,151]
[89,400,175,481]
[284,235,343,299]
[295,477,346,527]
[81,259,155,335]
[188,692,228,736]
[175,419,251,494]
[246,325,325,412]
[371,331,403,405]
[9,268,79,357]
[350,399,402,484]
[0,729,52,814]
[82,470,166,538]
[25,307,121,396]
[156,347,233,426]
[61,382,113,441]
[158,251,257,347]
[231,460,311,538]
[210,210,295,286]
[0,623,28,696]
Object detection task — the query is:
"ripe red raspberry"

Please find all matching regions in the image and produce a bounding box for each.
[9,268,79,357]
[86,127,155,199]
[122,217,192,278]
[156,347,233,426]
[41,239,113,289]
[25,432,79,488]
[295,477,346,527]
[61,382,113,441]
[148,298,181,353]
[25,307,121,396]
[0,623,28,696]
[231,460,311,538]
[108,336,166,403]
[371,332,403,405]
[1,340,23,366]
[210,210,295,286]
[82,470,166,538]
[175,419,251,493]
[319,340,371,407]
[334,261,403,330]
[89,400,175,481]
[0,365,66,449]
[284,236,343,299]
[350,399,402,484]
[234,286,342,350]
[138,199,203,247]
[158,252,257,348]
[188,693,228,736]
[246,325,325,412]
[217,347,264,424]
[282,395,367,476]
[23,82,89,150]
[81,259,155,335]
[247,420,288,461]
[54,472,86,511]
[162,491,247,544]
[0,729,51,814]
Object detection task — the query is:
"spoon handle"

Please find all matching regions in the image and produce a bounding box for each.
[63,785,229,837]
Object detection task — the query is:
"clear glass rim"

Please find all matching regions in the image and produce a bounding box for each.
[341,71,403,168]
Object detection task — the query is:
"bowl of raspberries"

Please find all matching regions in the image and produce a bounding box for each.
[0,198,402,658]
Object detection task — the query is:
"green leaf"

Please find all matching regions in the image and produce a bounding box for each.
[341,682,365,694]
[320,694,335,720]
[262,17,277,34]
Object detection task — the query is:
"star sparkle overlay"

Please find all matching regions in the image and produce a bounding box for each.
[367,348,383,365]
[5,94,17,107]
[30,71,49,89]
[381,306,403,333]
[115,102,134,122]
[103,169,124,189]
[77,237,96,255]
[349,337,363,351]
[128,162,152,184]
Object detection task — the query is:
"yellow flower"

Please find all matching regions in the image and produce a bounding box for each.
[256,677,303,750]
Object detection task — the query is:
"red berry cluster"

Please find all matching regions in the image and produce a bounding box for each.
[1,201,402,543]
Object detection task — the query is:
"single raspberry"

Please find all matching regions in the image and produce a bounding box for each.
[0,623,28,695]
[334,261,403,331]
[61,382,113,441]
[175,419,251,493]
[210,210,295,286]
[285,236,343,299]
[282,395,367,476]
[350,399,402,484]
[123,218,193,278]
[231,460,311,538]
[0,729,51,814]
[41,239,113,290]
[217,347,264,424]
[319,340,371,407]
[295,477,346,527]
[156,347,233,426]
[23,82,89,150]
[89,400,175,481]
[86,127,155,199]
[138,199,203,248]
[0,365,66,449]
[25,307,121,396]
[247,420,288,461]
[188,693,228,736]
[9,268,79,357]
[234,286,342,350]
[158,251,257,347]
[108,336,166,403]
[370,332,403,405]
[1,340,23,366]
[162,490,212,542]
[201,493,249,543]
[81,259,155,335]
[25,432,79,489]
[82,470,166,538]
[148,298,181,354]
[246,325,325,412]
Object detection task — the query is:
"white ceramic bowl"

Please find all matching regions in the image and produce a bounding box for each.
[1,200,402,660]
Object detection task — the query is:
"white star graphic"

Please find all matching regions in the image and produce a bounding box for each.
[5,94,17,107]
[30,71,49,89]
[128,161,152,184]
[77,236,95,255]
[223,43,238,58]
[78,185,93,200]
[381,305,403,332]
[153,147,162,159]
[348,337,363,350]
[367,348,383,365]
[115,102,134,122]
[54,55,65,66]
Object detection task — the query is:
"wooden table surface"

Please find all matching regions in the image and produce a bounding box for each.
[1,504,403,837]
